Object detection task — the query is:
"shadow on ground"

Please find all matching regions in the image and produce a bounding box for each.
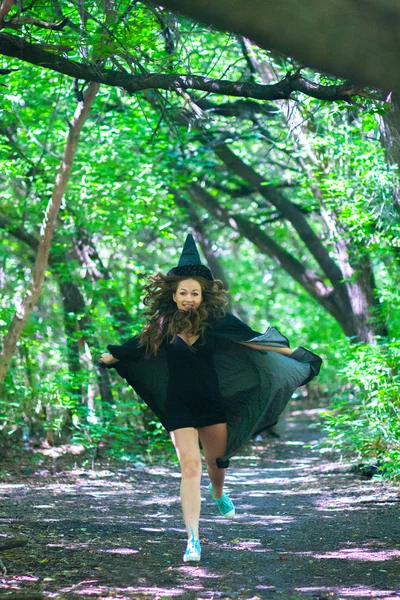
[1,401,400,600]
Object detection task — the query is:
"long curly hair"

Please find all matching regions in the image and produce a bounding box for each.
[139,273,228,356]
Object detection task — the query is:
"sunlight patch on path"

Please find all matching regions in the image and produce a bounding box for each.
[297,586,400,598]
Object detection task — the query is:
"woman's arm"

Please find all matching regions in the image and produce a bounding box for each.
[239,342,296,356]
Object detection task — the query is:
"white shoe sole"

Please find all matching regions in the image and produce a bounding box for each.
[183,552,201,562]
[222,508,235,518]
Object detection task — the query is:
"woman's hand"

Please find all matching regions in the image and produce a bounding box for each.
[99,352,119,365]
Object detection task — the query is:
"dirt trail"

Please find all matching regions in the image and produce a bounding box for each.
[1,402,400,600]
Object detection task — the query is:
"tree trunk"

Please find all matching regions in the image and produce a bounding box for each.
[348,253,388,341]
[0,0,15,28]
[59,279,84,401]
[318,207,388,341]
[71,225,134,336]
[0,214,116,410]
[0,82,100,388]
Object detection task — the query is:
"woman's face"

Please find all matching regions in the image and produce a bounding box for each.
[173,279,203,311]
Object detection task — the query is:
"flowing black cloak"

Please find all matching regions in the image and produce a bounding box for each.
[106,313,322,467]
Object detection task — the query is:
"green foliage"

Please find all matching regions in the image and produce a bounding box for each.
[1,2,400,476]
[321,340,400,480]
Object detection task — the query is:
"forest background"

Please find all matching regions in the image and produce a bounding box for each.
[0,1,399,479]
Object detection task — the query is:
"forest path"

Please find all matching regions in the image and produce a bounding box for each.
[1,402,400,600]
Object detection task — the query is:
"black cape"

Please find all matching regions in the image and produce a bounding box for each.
[106,313,322,468]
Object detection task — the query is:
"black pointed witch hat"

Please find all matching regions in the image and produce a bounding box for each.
[167,234,214,280]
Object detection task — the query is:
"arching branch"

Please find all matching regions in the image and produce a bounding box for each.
[188,183,344,317]
[0,32,363,102]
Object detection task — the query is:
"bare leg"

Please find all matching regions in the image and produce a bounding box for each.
[170,427,202,539]
[198,423,227,498]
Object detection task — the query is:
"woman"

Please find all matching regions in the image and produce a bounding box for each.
[100,234,322,563]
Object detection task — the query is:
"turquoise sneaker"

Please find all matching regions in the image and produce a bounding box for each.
[208,483,235,518]
[183,528,201,562]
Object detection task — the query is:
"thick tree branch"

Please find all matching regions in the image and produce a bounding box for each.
[160,0,400,96]
[0,32,362,102]
[0,212,33,242]
[214,144,346,291]
[189,183,347,324]
[211,182,256,198]
[5,15,69,30]
[195,98,278,118]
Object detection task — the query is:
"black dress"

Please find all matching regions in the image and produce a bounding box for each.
[105,313,322,467]
[164,334,227,431]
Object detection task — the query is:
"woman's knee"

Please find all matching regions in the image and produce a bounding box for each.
[180,456,202,479]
